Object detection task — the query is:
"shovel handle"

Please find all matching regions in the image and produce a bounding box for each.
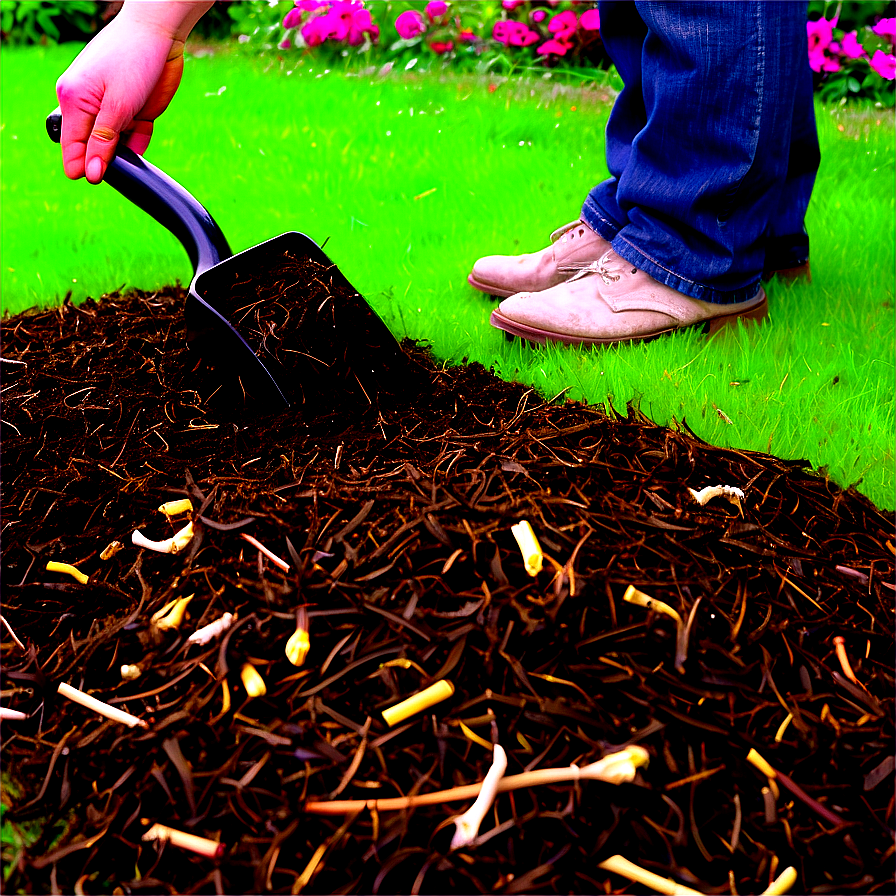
[47,109,232,277]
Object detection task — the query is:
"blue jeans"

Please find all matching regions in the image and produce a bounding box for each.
[582,1,819,305]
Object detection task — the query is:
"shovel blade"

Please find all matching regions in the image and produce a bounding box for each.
[188,232,424,411]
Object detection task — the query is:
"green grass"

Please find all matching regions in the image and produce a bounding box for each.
[2,45,894,509]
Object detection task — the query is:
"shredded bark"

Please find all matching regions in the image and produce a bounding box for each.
[1,286,893,895]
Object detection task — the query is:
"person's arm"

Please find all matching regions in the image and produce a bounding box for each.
[55,0,215,183]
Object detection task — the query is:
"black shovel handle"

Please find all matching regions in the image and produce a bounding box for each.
[46,109,231,278]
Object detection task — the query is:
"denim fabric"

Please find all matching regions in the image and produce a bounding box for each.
[582,1,819,305]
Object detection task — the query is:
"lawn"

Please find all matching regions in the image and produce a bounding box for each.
[1,44,894,509]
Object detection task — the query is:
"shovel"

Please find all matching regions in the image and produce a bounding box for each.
[47,109,423,412]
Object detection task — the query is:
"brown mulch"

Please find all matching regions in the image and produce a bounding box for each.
[1,287,894,895]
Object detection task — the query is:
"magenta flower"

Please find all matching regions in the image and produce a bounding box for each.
[870,49,896,79]
[458,28,477,43]
[493,20,510,44]
[537,37,572,56]
[807,18,839,72]
[430,40,454,54]
[530,9,546,24]
[807,17,834,51]
[872,17,896,43]
[321,1,375,45]
[283,7,303,29]
[549,10,578,41]
[302,16,329,46]
[395,9,426,39]
[502,0,526,9]
[279,37,292,49]
[579,8,600,31]
[840,31,865,58]
[506,21,540,47]
[425,1,448,24]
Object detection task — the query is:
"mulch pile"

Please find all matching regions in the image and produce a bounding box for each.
[1,286,894,895]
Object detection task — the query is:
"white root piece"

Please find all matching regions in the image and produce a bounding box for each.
[0,707,29,721]
[120,664,142,681]
[688,484,744,512]
[598,854,703,895]
[188,613,234,646]
[57,682,147,728]
[511,521,543,576]
[142,822,224,858]
[132,521,194,554]
[450,745,508,849]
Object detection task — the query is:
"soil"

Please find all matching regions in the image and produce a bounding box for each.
[1,282,894,896]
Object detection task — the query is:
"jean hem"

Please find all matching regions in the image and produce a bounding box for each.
[612,237,763,305]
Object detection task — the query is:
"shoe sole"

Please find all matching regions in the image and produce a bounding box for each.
[490,291,768,346]
[467,273,515,298]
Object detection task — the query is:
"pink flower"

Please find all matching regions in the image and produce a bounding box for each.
[840,30,865,58]
[395,9,426,39]
[807,18,839,72]
[320,1,377,45]
[458,29,477,43]
[425,1,448,24]
[493,20,510,44]
[870,49,896,79]
[283,7,303,29]
[279,37,292,49]
[549,10,578,41]
[302,16,328,46]
[430,40,454,54]
[807,17,835,52]
[579,8,600,31]
[530,9,546,24]
[537,37,572,56]
[809,46,841,72]
[872,17,896,43]
[502,0,526,9]
[507,21,540,47]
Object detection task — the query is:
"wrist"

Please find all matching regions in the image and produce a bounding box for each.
[116,1,216,43]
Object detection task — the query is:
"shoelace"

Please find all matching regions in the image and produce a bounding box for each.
[567,256,626,285]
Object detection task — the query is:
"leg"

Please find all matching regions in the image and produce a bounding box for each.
[583,0,814,305]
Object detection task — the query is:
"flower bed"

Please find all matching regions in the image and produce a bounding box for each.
[2,287,894,894]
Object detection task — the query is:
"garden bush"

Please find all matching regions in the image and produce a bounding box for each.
[3,0,892,102]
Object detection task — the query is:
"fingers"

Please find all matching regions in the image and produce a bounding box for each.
[122,119,154,156]
[55,81,99,180]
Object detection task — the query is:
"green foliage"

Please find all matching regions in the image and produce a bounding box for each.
[0,0,98,44]
[223,0,294,46]
[808,0,893,33]
[808,0,896,106]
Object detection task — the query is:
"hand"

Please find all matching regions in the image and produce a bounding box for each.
[55,1,213,183]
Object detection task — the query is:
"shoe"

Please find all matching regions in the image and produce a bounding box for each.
[468,220,611,298]
[763,261,811,282]
[489,250,768,346]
